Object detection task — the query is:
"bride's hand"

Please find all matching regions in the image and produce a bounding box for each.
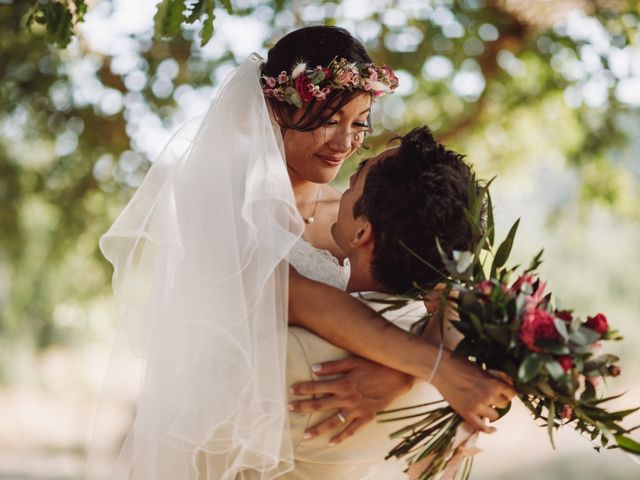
[431,350,516,433]
[289,356,414,445]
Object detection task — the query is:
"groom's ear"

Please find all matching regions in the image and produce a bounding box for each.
[350,216,374,249]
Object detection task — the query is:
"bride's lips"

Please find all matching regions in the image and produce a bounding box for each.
[315,154,345,167]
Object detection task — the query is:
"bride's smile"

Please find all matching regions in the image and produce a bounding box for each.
[283,93,372,185]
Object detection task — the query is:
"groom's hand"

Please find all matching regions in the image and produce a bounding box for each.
[289,356,414,445]
[431,350,516,433]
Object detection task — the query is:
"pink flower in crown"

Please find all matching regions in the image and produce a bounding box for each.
[265,76,277,88]
[335,69,354,85]
[263,88,275,96]
[380,64,399,87]
[322,86,331,95]
[352,73,362,86]
[363,81,372,91]
[368,67,379,82]
[313,90,327,101]
[278,71,289,84]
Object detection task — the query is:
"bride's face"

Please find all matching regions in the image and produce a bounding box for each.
[283,94,371,184]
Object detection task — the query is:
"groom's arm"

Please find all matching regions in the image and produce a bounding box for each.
[288,267,516,433]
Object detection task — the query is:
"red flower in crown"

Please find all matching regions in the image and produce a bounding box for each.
[585,313,608,335]
[295,75,314,103]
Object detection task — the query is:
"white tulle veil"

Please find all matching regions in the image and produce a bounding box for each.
[90,53,304,479]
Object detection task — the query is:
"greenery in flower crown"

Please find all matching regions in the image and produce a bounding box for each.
[260,57,399,108]
[378,177,640,480]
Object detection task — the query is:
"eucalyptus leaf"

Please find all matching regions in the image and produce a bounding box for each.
[518,353,543,384]
[553,318,569,341]
[569,326,601,346]
[545,359,566,380]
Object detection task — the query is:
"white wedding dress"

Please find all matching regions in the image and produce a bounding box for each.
[281,238,443,479]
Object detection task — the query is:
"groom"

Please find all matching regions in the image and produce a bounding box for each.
[285,127,514,475]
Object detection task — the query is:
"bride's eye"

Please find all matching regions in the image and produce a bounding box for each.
[324,119,339,126]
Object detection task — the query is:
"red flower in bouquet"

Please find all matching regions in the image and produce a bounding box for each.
[519,307,558,352]
[557,356,573,372]
[555,309,573,322]
[585,313,608,334]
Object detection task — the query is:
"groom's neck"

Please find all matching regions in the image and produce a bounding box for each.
[346,252,385,293]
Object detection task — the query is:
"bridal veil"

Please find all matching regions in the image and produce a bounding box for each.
[93,53,304,479]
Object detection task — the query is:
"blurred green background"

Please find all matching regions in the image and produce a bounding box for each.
[1,0,639,478]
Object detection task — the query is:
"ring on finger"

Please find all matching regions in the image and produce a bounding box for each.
[336,412,347,424]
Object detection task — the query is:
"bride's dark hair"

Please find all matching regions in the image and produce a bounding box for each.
[263,26,373,132]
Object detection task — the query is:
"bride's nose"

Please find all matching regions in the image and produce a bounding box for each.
[327,127,360,153]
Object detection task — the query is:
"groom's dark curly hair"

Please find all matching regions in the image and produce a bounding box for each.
[353,126,479,294]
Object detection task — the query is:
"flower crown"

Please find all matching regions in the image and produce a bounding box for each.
[261,57,399,108]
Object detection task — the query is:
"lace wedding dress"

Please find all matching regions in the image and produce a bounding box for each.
[283,238,442,479]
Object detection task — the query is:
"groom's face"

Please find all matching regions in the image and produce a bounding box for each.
[332,148,397,256]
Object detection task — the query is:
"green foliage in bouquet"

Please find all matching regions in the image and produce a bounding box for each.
[380,177,640,479]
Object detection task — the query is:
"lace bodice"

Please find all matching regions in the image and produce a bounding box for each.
[287,238,350,290]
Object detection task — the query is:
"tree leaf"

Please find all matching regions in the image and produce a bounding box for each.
[220,0,234,14]
[154,0,187,38]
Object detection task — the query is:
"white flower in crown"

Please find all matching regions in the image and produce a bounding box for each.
[291,62,307,79]
[369,80,393,95]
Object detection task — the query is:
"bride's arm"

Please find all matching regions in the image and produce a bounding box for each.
[288,267,515,432]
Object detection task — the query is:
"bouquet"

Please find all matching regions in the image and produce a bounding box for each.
[379,179,640,479]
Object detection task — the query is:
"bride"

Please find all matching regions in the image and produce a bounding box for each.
[97,26,513,479]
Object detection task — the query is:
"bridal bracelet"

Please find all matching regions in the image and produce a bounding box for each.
[427,341,445,384]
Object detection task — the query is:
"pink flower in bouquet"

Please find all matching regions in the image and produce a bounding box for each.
[265,76,277,88]
[557,356,573,372]
[560,404,573,420]
[519,307,558,352]
[587,375,603,389]
[511,273,536,292]
[608,365,621,377]
[476,280,493,295]
[295,75,314,102]
[585,313,608,334]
